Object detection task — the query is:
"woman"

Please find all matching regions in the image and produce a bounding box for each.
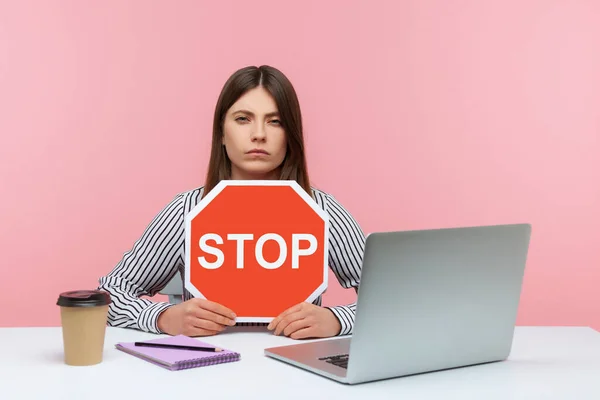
[98,65,365,340]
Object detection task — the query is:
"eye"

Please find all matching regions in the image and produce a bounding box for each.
[270,119,281,125]
[235,116,249,123]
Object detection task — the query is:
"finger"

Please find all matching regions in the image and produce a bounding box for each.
[184,314,227,333]
[183,326,220,337]
[192,318,227,332]
[195,308,236,326]
[274,310,305,336]
[268,303,303,330]
[282,318,311,337]
[194,298,236,319]
[290,326,317,340]
[273,310,304,335]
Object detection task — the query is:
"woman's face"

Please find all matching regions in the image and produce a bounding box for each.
[222,87,287,180]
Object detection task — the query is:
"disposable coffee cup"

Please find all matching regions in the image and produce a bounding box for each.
[56,290,111,366]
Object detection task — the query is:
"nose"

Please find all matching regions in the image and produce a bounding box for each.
[251,123,266,142]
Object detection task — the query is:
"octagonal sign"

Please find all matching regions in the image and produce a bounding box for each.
[184,180,330,322]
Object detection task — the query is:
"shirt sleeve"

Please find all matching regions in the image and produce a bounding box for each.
[323,194,365,336]
[97,194,185,334]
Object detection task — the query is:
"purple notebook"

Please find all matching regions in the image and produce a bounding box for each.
[115,335,241,371]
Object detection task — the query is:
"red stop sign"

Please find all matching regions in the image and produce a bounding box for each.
[184,180,329,322]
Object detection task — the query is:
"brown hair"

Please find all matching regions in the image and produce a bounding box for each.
[202,65,311,197]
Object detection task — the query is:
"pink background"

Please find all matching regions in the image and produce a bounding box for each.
[0,1,598,331]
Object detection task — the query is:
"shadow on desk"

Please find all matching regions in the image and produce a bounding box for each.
[41,351,64,364]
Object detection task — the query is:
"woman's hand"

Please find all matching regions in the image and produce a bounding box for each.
[157,298,237,336]
[267,302,341,339]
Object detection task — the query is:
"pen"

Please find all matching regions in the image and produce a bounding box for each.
[134,342,224,352]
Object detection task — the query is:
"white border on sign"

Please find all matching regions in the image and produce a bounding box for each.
[184,180,330,322]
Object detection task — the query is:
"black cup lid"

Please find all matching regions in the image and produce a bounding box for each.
[57,290,111,307]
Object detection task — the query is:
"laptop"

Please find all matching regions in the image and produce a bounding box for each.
[264,223,532,384]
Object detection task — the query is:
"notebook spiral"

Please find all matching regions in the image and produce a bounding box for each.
[175,352,241,370]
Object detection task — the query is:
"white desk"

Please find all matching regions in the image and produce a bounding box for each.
[1,326,599,399]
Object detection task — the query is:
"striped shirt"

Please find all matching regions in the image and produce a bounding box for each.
[98,186,365,336]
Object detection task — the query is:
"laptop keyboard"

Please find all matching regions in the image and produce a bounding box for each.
[319,354,349,369]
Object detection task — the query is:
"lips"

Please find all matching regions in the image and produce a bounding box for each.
[247,149,269,155]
